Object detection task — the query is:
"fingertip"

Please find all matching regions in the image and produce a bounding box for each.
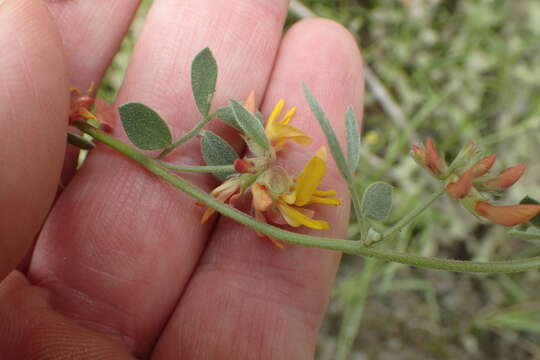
[0,0,69,281]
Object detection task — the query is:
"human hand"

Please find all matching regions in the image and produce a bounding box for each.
[0,0,363,358]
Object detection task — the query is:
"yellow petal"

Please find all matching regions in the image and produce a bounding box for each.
[279,107,297,125]
[310,196,341,206]
[314,189,337,197]
[267,123,312,146]
[281,192,296,205]
[277,202,329,230]
[266,99,284,129]
[294,147,327,206]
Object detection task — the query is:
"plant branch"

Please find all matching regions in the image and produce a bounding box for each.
[73,121,540,274]
[156,112,215,159]
[159,162,235,173]
[382,187,446,239]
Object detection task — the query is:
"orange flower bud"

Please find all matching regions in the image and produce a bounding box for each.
[233,158,253,173]
[475,201,540,227]
[424,138,446,176]
[446,168,473,199]
[482,163,527,190]
[471,154,496,177]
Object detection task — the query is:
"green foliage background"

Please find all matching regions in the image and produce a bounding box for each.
[99,1,540,358]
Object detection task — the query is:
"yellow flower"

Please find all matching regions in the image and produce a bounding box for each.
[265,99,312,150]
[277,147,341,230]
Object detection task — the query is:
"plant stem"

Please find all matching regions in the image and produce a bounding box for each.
[74,121,540,273]
[159,162,235,173]
[156,113,215,159]
[349,184,366,240]
[382,187,446,239]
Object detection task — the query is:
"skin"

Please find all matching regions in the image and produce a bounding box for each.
[0,0,364,358]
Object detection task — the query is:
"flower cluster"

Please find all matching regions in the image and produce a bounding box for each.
[69,84,114,132]
[412,138,540,226]
[201,94,340,248]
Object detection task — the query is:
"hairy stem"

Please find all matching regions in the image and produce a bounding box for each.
[159,162,235,173]
[73,122,540,273]
[382,188,446,239]
[156,113,215,159]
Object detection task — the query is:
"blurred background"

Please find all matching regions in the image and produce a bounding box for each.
[98,1,540,358]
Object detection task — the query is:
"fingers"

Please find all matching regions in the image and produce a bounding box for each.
[0,0,69,281]
[43,0,141,185]
[151,19,364,359]
[0,272,133,359]
[28,0,290,357]
[44,0,141,90]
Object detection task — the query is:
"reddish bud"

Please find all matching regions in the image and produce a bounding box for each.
[475,201,540,227]
[446,168,473,198]
[471,154,496,177]
[233,158,253,173]
[425,138,445,175]
[483,163,527,190]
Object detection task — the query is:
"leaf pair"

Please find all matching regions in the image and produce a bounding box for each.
[119,47,218,151]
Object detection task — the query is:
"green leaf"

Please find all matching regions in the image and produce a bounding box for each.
[200,130,238,180]
[520,196,540,228]
[215,106,241,130]
[345,106,361,174]
[119,102,172,150]
[302,83,352,183]
[229,99,269,151]
[361,182,394,221]
[191,47,218,116]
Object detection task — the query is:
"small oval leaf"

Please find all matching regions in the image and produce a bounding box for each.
[345,106,361,174]
[229,99,269,151]
[520,196,540,228]
[191,47,218,116]
[119,102,172,150]
[215,106,241,130]
[361,181,394,221]
[200,130,238,180]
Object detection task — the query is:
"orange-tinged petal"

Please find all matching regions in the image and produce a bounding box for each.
[277,202,329,230]
[471,154,496,177]
[244,90,256,114]
[294,147,327,206]
[200,207,217,224]
[475,201,540,227]
[252,183,273,212]
[253,210,284,249]
[446,168,473,199]
[425,137,442,174]
[483,163,527,190]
